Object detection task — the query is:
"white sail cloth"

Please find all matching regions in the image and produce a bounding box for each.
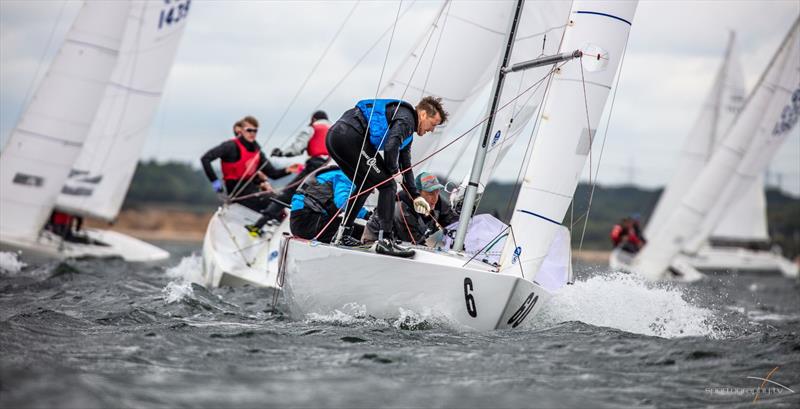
[0,2,132,241]
[57,0,191,221]
[500,1,638,280]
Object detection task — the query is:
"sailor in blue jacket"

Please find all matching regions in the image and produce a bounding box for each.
[325,96,447,257]
[289,166,369,243]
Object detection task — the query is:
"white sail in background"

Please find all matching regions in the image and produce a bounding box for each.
[710,175,769,243]
[500,1,638,276]
[0,2,131,241]
[57,0,191,221]
[645,33,747,239]
[634,17,799,280]
[380,0,513,168]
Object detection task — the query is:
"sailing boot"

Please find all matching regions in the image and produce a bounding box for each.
[375,238,415,258]
[245,224,263,238]
[336,227,363,247]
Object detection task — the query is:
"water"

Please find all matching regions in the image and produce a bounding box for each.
[1,244,798,408]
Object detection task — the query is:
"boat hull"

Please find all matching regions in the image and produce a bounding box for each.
[201,204,287,288]
[281,238,552,331]
[0,228,169,262]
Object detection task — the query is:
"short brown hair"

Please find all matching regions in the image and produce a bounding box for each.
[416,96,448,124]
[241,115,259,128]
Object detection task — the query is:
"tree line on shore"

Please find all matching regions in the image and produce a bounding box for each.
[124,160,800,257]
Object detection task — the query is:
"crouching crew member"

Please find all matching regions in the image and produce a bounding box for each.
[363,172,459,245]
[290,166,369,243]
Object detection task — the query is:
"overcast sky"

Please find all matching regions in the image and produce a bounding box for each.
[1,0,799,195]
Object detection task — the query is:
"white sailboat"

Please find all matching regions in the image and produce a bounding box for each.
[200,0,555,288]
[279,0,637,331]
[630,17,800,281]
[0,0,190,262]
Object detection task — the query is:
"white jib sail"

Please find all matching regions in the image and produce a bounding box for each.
[633,17,799,280]
[645,33,747,239]
[56,0,191,221]
[0,2,132,241]
[380,0,513,168]
[499,1,638,278]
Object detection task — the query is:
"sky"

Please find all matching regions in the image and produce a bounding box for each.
[1,0,799,196]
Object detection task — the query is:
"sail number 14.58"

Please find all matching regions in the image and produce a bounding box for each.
[159,0,191,30]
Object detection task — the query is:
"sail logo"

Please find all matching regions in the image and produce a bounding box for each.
[512,246,522,264]
[491,130,501,147]
[771,88,800,137]
[159,0,191,30]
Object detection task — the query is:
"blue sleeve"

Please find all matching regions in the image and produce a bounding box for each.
[332,173,355,210]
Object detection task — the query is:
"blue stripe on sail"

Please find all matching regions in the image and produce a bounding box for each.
[517,209,561,225]
[574,10,632,26]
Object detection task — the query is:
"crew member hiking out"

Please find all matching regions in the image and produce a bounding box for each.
[363,171,459,245]
[263,110,332,226]
[325,96,447,257]
[200,116,299,237]
[289,165,370,243]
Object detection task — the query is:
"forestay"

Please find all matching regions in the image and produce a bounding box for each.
[633,18,800,280]
[56,0,191,221]
[0,2,131,241]
[499,1,638,278]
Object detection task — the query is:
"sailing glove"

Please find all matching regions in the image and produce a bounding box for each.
[212,179,224,193]
[271,148,283,157]
[413,197,431,215]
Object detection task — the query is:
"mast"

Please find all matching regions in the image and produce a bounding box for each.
[452,0,581,251]
[451,0,525,252]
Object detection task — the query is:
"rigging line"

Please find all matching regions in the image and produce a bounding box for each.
[397,191,417,245]
[576,38,631,257]
[282,0,420,144]
[508,224,525,278]
[420,0,453,98]
[8,0,68,151]
[400,182,444,232]
[338,0,405,233]
[265,0,361,146]
[311,63,563,240]
[230,1,418,202]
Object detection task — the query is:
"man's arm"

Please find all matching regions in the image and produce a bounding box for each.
[200,141,235,182]
[260,152,291,179]
[281,125,313,157]
[398,145,418,198]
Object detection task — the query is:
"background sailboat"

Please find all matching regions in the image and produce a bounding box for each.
[0,0,190,262]
[632,17,800,281]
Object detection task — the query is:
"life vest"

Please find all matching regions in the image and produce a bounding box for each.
[51,211,73,226]
[307,121,330,157]
[610,224,623,246]
[355,99,414,151]
[221,137,260,180]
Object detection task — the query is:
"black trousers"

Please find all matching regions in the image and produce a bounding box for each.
[263,155,330,221]
[290,209,338,243]
[326,122,396,233]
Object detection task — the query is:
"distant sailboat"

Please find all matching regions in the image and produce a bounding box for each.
[630,17,800,281]
[278,0,637,330]
[0,0,190,262]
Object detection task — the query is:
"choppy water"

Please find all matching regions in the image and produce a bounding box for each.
[1,243,798,408]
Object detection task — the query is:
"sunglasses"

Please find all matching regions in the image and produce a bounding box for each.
[244,128,258,133]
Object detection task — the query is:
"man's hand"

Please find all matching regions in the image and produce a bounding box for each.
[271,148,283,157]
[413,197,431,215]
[212,179,224,193]
[287,163,304,174]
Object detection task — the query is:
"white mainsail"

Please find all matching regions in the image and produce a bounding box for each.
[499,1,638,277]
[633,17,800,280]
[0,2,131,241]
[645,33,747,239]
[56,0,191,221]
[709,175,769,243]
